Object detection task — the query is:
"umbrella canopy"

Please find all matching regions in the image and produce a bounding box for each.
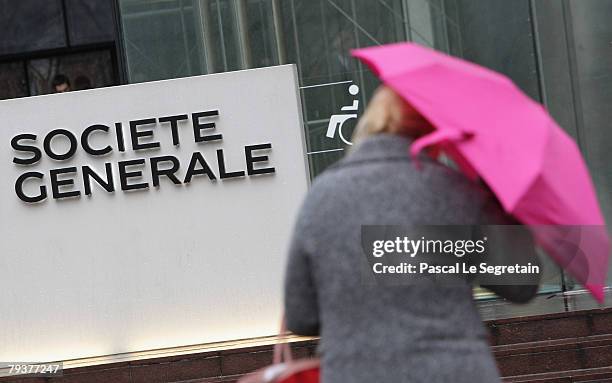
[352,42,610,302]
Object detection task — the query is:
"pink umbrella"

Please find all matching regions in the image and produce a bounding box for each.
[352,42,610,302]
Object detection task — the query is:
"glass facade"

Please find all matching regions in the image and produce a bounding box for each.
[533,0,612,290]
[1,0,608,299]
[119,0,458,175]
[26,50,115,95]
[0,0,119,99]
[117,0,612,293]
[0,0,67,55]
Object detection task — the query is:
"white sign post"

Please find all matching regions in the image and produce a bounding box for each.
[0,65,309,362]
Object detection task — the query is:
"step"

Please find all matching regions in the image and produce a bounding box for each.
[2,308,611,383]
[487,307,612,346]
[184,375,242,383]
[494,334,612,376]
[503,365,612,382]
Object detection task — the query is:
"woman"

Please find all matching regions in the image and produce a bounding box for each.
[283,86,539,382]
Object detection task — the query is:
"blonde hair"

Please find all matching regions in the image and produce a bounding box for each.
[351,85,432,146]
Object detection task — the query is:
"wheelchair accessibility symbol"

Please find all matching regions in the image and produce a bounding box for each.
[326,84,360,146]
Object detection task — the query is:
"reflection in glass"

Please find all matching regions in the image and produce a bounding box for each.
[0,62,28,100]
[118,0,455,176]
[120,0,204,82]
[114,0,612,297]
[27,50,115,95]
[64,0,115,45]
[0,0,66,55]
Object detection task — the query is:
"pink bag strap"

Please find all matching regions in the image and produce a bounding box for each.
[410,128,469,160]
[273,316,293,364]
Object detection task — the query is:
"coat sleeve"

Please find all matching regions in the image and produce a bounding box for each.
[283,221,320,336]
[476,195,541,303]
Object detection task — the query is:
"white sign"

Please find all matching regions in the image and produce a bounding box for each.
[0,65,309,362]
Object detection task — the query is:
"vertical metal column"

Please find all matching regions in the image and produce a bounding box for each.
[216,0,229,71]
[349,0,367,104]
[528,0,548,107]
[178,0,193,75]
[401,0,413,41]
[453,0,464,57]
[319,0,335,107]
[194,0,216,74]
[234,0,252,69]
[439,0,450,52]
[111,0,130,83]
[560,0,586,153]
[271,0,287,64]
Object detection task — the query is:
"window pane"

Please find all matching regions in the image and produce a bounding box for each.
[533,0,612,286]
[0,0,66,55]
[568,0,612,255]
[117,0,413,177]
[454,0,541,101]
[0,61,28,100]
[246,0,279,68]
[206,0,242,72]
[65,0,115,45]
[27,50,115,95]
[119,0,205,82]
[114,0,573,299]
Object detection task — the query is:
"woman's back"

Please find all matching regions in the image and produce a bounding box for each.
[284,134,514,382]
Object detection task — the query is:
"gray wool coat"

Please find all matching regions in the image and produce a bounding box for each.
[283,134,538,383]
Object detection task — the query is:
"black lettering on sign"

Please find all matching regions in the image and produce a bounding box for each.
[50,167,80,199]
[159,114,188,146]
[15,172,46,203]
[11,134,42,165]
[184,152,217,183]
[193,110,222,143]
[83,164,114,195]
[217,149,245,179]
[118,159,149,191]
[130,118,159,151]
[150,155,181,187]
[245,143,275,176]
[44,129,78,161]
[81,125,112,156]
